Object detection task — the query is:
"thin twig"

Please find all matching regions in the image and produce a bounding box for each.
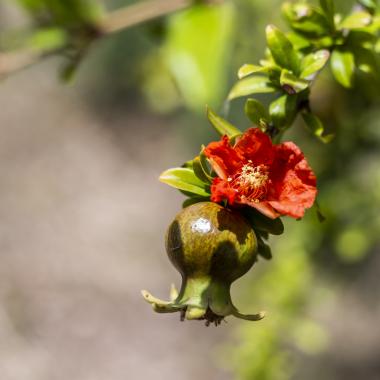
[99,0,192,34]
[0,0,222,78]
[0,50,40,78]
[100,0,223,34]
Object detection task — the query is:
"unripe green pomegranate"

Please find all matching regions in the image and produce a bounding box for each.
[142,202,265,325]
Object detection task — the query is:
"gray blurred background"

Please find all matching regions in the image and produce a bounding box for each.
[0,1,380,380]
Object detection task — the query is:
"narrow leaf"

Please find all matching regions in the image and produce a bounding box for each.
[355,48,378,74]
[244,98,270,127]
[159,168,210,197]
[28,28,67,52]
[287,32,312,50]
[182,160,193,168]
[319,0,335,30]
[256,233,273,260]
[315,200,326,223]
[266,24,300,74]
[193,156,213,183]
[269,94,298,129]
[244,208,284,235]
[200,149,213,177]
[228,76,276,100]
[60,59,80,83]
[280,69,310,93]
[302,112,334,143]
[300,50,330,79]
[339,11,372,30]
[238,64,267,79]
[282,3,330,37]
[358,0,377,12]
[330,49,355,88]
[206,106,241,137]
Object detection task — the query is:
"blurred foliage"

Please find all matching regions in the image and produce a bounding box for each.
[1,1,380,380]
[154,0,379,264]
[223,82,380,378]
[17,0,103,27]
[222,2,380,380]
[163,3,236,110]
[0,0,105,80]
[228,0,380,142]
[224,218,322,380]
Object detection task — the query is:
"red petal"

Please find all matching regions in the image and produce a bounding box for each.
[268,142,317,218]
[234,128,275,166]
[204,136,243,179]
[210,177,237,205]
[239,198,281,219]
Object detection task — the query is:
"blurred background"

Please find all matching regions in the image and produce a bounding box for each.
[0,0,379,379]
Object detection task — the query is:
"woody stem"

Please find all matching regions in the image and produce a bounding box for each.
[100,0,211,34]
[0,0,222,78]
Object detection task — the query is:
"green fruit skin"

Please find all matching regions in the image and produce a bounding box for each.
[165,202,258,317]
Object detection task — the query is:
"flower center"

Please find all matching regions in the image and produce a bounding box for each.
[228,162,269,202]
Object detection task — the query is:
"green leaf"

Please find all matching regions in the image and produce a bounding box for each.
[319,0,335,30]
[282,3,330,38]
[164,3,235,111]
[28,27,67,52]
[300,50,330,79]
[315,36,335,49]
[200,149,213,174]
[315,200,326,223]
[266,24,300,74]
[256,233,273,260]
[182,160,193,169]
[228,76,276,100]
[244,208,284,235]
[244,98,270,127]
[355,48,378,74]
[18,0,104,27]
[206,106,241,137]
[269,94,298,129]
[193,155,213,183]
[346,30,377,49]
[287,32,312,50]
[358,0,378,12]
[339,11,372,30]
[238,64,267,79]
[330,49,355,88]
[60,59,81,83]
[280,69,310,94]
[302,112,334,143]
[159,168,210,197]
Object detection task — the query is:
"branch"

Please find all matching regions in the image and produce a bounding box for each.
[0,50,41,79]
[100,0,192,34]
[0,0,222,78]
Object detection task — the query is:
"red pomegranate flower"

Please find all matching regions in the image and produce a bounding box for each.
[204,128,317,219]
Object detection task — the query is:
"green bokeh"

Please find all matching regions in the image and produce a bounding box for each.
[2,0,380,379]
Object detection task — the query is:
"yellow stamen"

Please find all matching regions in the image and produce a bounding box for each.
[228,164,269,202]
[239,164,269,188]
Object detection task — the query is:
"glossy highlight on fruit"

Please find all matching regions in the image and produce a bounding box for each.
[142,202,265,325]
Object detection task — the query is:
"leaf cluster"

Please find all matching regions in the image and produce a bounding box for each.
[228,0,380,142]
[158,0,380,260]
